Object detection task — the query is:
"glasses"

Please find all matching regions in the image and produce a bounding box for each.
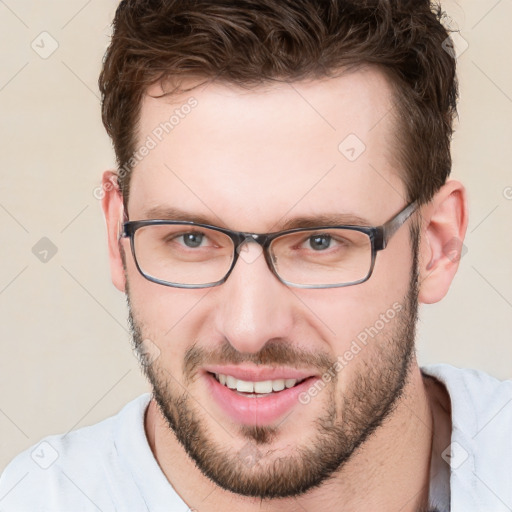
[121,201,418,289]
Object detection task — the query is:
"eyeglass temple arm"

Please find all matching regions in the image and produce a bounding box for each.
[117,206,129,241]
[375,201,418,251]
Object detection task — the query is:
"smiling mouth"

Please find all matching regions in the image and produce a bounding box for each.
[204,369,319,425]
[210,372,309,396]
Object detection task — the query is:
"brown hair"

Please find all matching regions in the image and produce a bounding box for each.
[99,0,458,206]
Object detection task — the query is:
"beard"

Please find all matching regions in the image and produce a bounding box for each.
[126,227,420,499]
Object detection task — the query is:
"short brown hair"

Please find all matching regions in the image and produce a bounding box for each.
[99,0,457,206]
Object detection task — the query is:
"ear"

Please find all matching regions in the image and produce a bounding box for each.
[418,180,468,304]
[101,170,126,292]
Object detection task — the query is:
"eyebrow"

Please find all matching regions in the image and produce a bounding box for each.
[140,206,373,231]
[142,206,223,226]
[280,213,371,230]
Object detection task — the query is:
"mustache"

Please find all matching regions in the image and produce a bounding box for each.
[183,339,336,381]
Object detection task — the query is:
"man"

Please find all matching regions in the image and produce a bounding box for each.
[1,0,511,510]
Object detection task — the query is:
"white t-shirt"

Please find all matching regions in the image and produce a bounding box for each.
[1,364,511,511]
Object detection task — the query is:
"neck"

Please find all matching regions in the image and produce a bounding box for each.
[146,361,439,512]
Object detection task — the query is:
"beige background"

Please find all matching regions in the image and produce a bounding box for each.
[0,1,511,471]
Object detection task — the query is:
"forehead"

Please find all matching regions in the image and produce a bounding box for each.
[130,67,405,229]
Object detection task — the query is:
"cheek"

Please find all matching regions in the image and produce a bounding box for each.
[298,245,414,359]
[125,255,210,360]
[305,291,411,398]
[304,282,408,342]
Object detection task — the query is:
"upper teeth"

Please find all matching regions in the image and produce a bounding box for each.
[215,373,299,394]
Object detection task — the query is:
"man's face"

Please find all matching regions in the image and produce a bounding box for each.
[122,68,419,497]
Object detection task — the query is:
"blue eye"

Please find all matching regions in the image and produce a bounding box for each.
[180,232,205,248]
[308,234,331,251]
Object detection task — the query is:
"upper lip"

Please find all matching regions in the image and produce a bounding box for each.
[202,365,318,382]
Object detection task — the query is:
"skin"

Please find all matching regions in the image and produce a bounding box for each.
[102,67,467,511]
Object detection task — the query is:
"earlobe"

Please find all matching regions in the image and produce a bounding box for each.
[101,170,127,292]
[418,180,468,304]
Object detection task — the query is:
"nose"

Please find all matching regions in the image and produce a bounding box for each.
[213,240,294,354]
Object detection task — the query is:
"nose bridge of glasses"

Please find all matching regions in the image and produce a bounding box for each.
[242,233,266,245]
[230,232,276,271]
[234,232,268,249]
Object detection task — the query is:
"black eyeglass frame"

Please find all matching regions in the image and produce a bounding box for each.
[121,201,418,289]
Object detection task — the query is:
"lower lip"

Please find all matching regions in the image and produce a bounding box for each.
[204,372,317,426]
